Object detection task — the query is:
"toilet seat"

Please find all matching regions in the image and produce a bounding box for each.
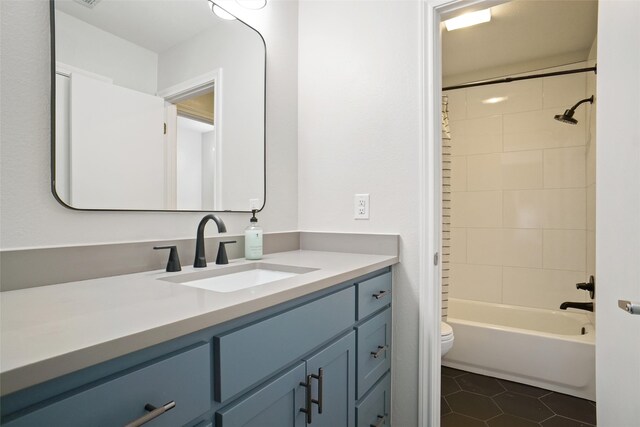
[441,321,453,338]
[441,321,454,356]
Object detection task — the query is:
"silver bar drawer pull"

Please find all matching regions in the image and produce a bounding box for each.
[371,345,388,359]
[618,300,640,315]
[370,414,386,427]
[372,290,388,300]
[124,401,176,427]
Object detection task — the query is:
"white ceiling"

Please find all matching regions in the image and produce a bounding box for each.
[442,0,598,82]
[55,0,221,53]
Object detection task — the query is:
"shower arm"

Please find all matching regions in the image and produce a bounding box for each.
[569,96,594,112]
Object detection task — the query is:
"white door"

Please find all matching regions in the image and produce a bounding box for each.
[69,73,165,210]
[595,1,640,426]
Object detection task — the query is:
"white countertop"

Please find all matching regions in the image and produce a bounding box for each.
[0,250,397,395]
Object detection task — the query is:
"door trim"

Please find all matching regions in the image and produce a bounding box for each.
[418,1,509,426]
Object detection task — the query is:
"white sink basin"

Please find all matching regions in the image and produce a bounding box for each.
[159,263,317,293]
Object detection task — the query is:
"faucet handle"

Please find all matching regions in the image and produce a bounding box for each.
[216,241,237,265]
[576,275,595,299]
[154,246,182,272]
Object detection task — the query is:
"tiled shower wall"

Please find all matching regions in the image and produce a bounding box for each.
[447,64,594,310]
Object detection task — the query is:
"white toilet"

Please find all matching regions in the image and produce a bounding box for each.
[441,321,454,356]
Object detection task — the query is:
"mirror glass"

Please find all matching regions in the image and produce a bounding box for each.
[52,0,265,211]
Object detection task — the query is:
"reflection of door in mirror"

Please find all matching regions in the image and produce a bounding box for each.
[165,90,219,211]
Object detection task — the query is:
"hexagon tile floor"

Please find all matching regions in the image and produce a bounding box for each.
[441,367,597,427]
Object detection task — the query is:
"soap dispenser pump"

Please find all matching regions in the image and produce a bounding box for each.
[244,210,263,260]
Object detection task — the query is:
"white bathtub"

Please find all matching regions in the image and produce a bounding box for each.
[443,298,595,400]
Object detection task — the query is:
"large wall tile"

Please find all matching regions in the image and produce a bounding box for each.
[586,139,596,186]
[544,146,586,189]
[587,184,596,231]
[503,109,586,151]
[451,156,467,191]
[446,89,467,121]
[466,79,542,118]
[467,153,502,191]
[502,229,543,268]
[503,190,544,229]
[451,191,502,228]
[467,228,503,266]
[502,150,543,190]
[451,227,467,264]
[542,73,587,109]
[450,263,502,303]
[543,189,586,230]
[448,71,590,311]
[543,230,587,271]
[502,267,588,309]
[450,115,502,155]
[586,230,596,276]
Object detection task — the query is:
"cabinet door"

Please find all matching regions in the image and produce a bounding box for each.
[304,332,356,427]
[215,362,306,427]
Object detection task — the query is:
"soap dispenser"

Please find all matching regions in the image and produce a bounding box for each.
[244,210,263,260]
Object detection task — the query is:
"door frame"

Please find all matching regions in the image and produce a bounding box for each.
[159,69,224,210]
[418,1,509,426]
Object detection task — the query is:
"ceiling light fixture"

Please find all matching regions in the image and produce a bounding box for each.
[209,2,237,20]
[236,0,267,10]
[444,8,491,31]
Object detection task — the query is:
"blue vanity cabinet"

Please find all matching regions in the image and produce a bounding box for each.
[1,267,393,427]
[214,287,356,403]
[216,331,356,427]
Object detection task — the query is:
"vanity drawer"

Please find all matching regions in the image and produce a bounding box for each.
[214,286,356,402]
[357,271,392,320]
[356,308,391,399]
[356,372,391,427]
[5,344,211,427]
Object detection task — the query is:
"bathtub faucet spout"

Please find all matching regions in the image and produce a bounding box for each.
[559,302,594,312]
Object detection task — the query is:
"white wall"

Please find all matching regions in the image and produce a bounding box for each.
[0,0,298,249]
[298,1,421,425]
[55,11,158,94]
[446,64,593,310]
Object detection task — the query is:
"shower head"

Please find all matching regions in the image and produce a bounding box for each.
[554,95,594,125]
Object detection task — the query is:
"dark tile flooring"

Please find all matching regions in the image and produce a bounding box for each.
[442,367,597,427]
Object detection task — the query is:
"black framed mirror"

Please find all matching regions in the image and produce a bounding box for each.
[50,0,266,212]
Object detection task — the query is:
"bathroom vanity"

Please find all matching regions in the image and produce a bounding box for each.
[0,250,395,427]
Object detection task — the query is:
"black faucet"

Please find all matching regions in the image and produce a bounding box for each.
[194,214,227,268]
[559,302,594,312]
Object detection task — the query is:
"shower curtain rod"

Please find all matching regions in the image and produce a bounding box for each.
[442,65,597,91]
